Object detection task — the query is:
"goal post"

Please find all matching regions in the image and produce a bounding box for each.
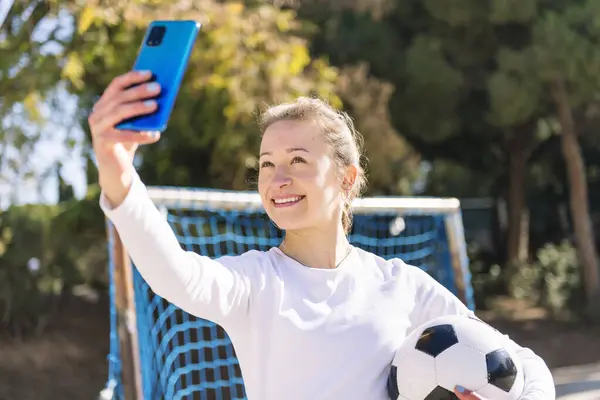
[102,186,474,399]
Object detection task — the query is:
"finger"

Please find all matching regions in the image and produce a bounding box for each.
[95,81,161,117]
[89,83,160,129]
[454,386,484,399]
[98,130,161,145]
[95,70,153,109]
[90,100,158,135]
[115,81,161,105]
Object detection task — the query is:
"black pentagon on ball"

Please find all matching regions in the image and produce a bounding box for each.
[424,385,460,400]
[486,348,518,392]
[387,366,400,399]
[415,324,459,357]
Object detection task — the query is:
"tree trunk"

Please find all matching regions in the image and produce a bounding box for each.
[551,80,600,312]
[505,128,532,267]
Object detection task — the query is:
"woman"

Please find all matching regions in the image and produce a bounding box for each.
[90,70,556,400]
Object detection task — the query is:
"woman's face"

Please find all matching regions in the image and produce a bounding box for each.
[258,119,348,232]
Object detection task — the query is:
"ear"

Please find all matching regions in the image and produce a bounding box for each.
[342,164,358,192]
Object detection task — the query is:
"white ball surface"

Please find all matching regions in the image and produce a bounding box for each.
[388,314,524,400]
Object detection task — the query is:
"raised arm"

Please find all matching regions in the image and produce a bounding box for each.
[101,171,259,329]
[90,71,259,330]
[397,261,556,400]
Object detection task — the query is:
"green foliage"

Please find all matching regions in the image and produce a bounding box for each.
[301,0,600,304]
[0,204,66,336]
[302,0,600,191]
[422,160,495,198]
[487,51,542,128]
[2,0,344,192]
[489,0,537,23]
[55,1,341,190]
[3,0,600,327]
[0,2,77,203]
[52,185,109,289]
[509,241,583,317]
[0,1,61,109]
[399,34,464,142]
[0,187,107,337]
[467,244,504,310]
[334,63,421,194]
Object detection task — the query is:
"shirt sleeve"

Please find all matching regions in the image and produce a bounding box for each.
[100,171,261,332]
[401,262,556,400]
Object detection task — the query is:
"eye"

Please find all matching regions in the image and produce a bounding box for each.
[260,160,274,168]
[291,156,307,164]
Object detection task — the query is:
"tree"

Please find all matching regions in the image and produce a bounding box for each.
[334,63,421,195]
[480,0,600,312]
[300,1,548,266]
[54,0,341,189]
[531,2,600,312]
[0,0,76,207]
[46,0,419,194]
[301,0,600,311]
[3,0,422,196]
[0,0,62,109]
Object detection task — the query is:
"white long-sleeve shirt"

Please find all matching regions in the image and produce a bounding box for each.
[100,172,556,400]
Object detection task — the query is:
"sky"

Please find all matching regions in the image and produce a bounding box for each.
[0,1,11,26]
[0,0,87,209]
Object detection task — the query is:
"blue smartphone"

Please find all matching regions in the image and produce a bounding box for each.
[116,20,201,132]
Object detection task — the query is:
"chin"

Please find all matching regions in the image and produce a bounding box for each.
[265,205,312,231]
[268,214,310,231]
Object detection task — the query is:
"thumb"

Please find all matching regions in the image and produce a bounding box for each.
[123,131,161,154]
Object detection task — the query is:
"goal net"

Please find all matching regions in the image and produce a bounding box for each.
[102,187,474,400]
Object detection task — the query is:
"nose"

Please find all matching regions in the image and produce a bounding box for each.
[273,167,292,190]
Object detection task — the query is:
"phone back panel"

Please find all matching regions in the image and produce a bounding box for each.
[117,20,201,132]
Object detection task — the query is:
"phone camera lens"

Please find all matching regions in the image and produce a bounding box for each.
[146,26,166,46]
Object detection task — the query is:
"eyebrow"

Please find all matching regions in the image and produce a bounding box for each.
[259,147,309,158]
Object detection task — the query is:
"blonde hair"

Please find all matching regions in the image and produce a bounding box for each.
[258,97,367,234]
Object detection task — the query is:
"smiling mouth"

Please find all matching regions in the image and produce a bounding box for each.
[271,195,306,207]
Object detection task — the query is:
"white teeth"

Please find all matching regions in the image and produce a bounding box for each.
[273,196,302,204]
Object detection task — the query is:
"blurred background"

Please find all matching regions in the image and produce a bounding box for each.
[1,0,600,399]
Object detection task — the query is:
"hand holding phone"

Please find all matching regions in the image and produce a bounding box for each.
[88,70,161,207]
[88,20,201,207]
[116,20,201,132]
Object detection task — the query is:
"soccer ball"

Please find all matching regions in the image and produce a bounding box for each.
[388,314,524,400]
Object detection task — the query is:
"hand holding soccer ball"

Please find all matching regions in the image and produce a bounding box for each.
[388,314,524,400]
